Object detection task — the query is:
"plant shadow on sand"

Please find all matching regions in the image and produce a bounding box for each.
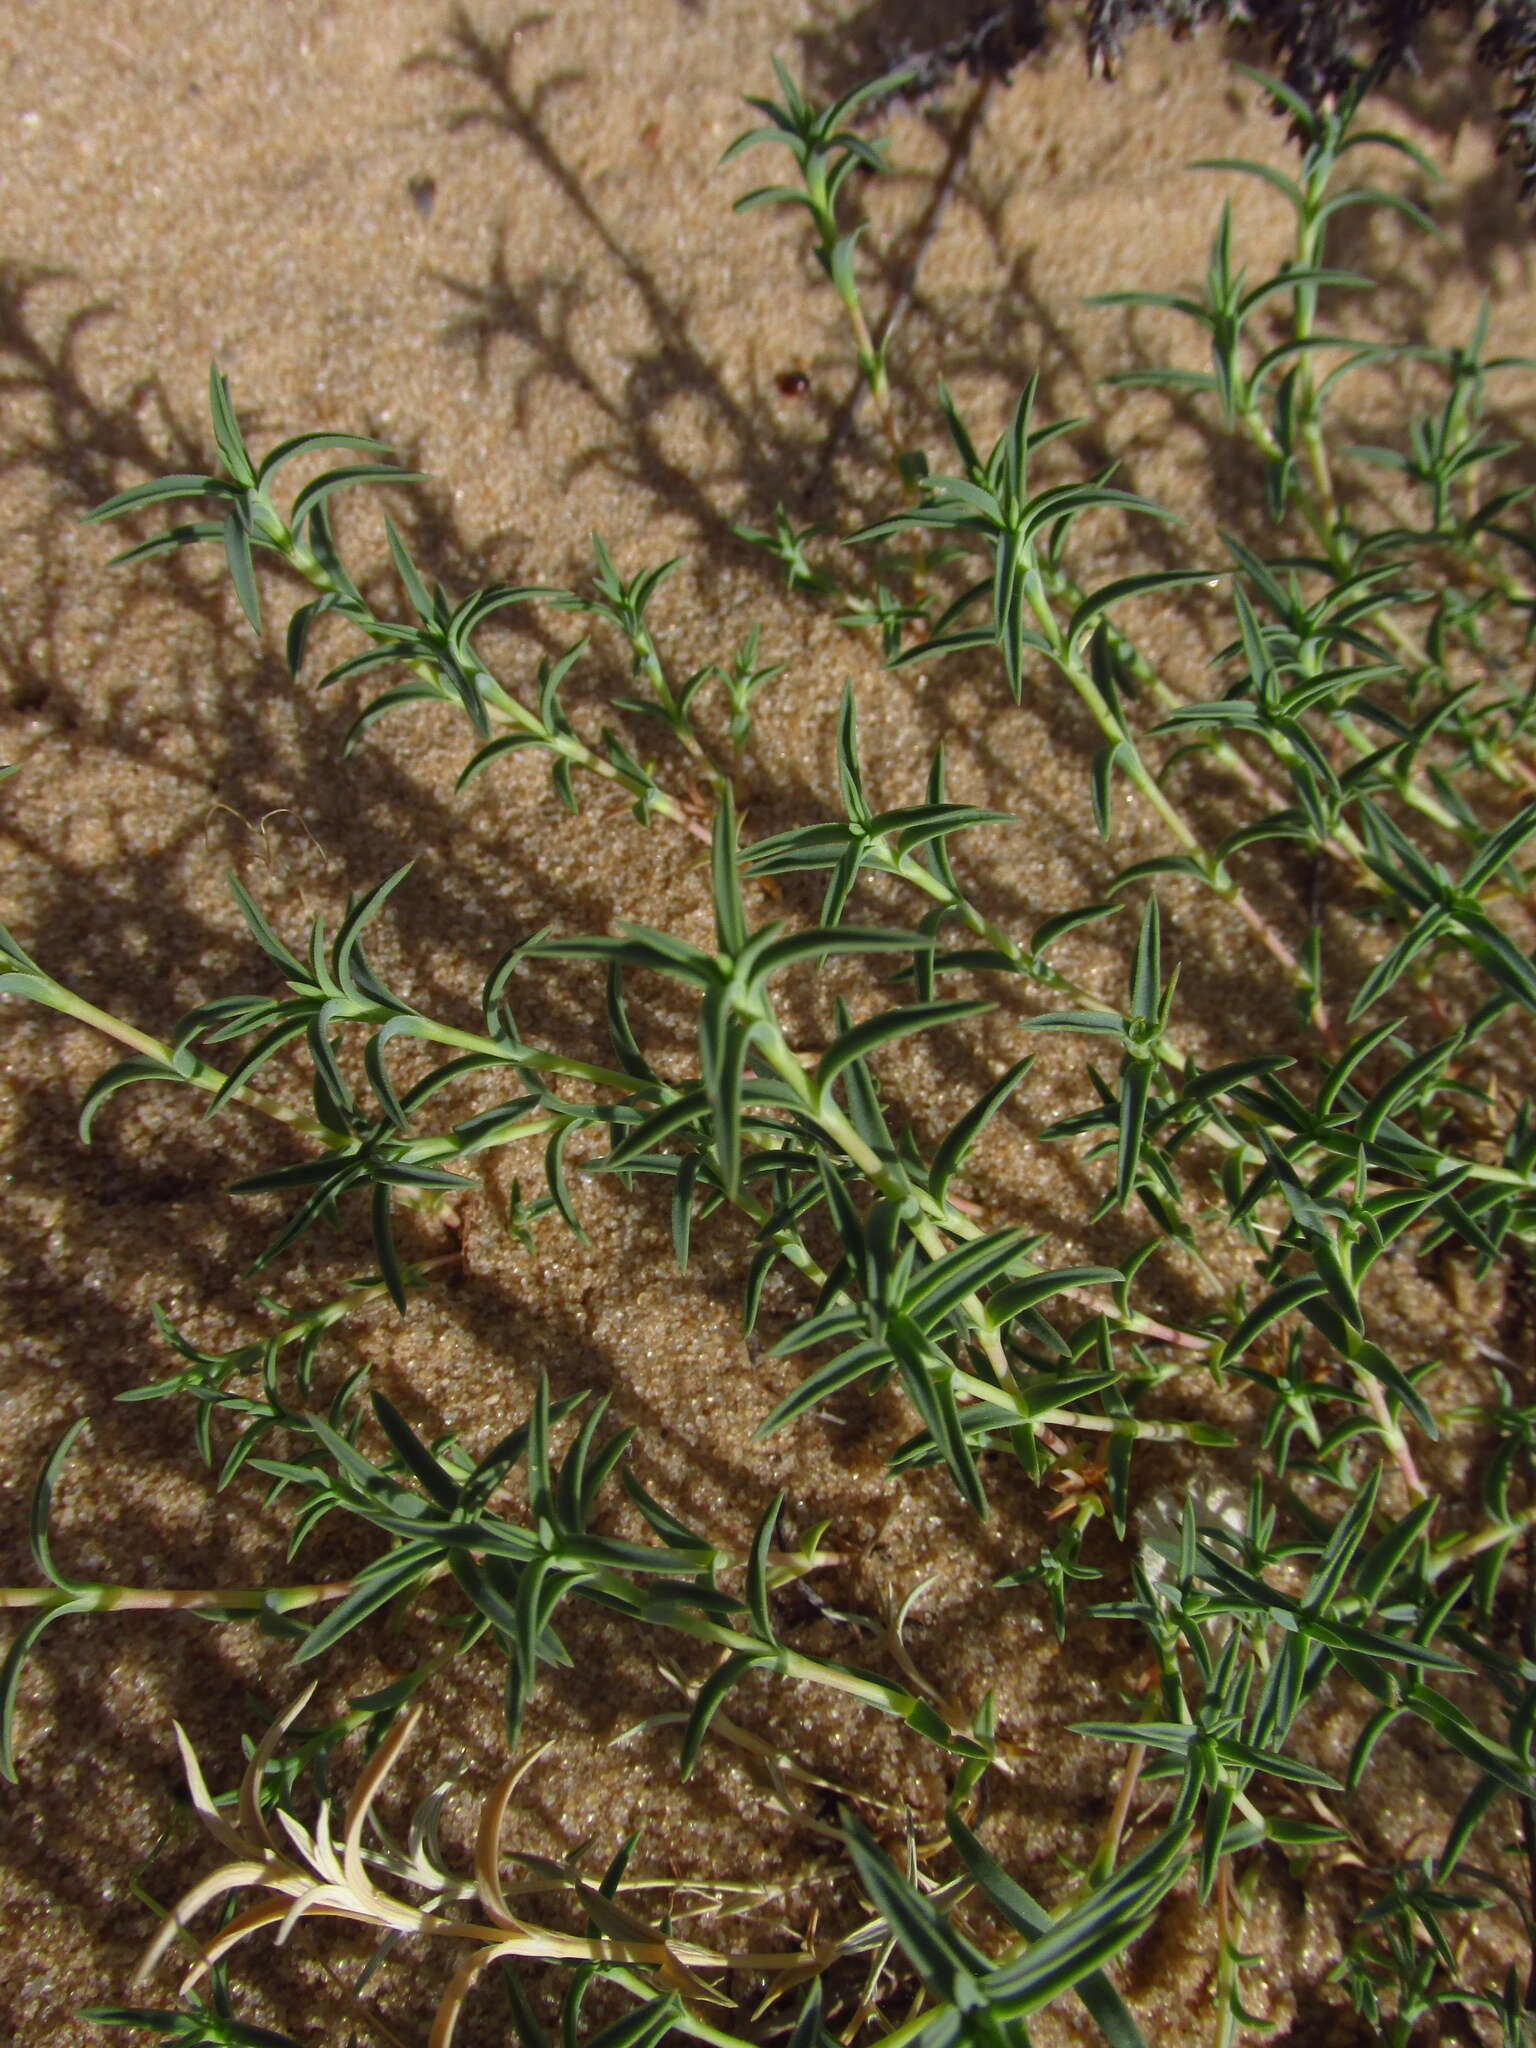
[4,9,1536,2043]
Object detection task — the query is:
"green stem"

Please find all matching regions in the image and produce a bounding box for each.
[748,1023,1211,1418]
[1026,576,1322,1011]
[410,1014,641,1093]
[36,982,328,1139]
[0,1575,370,1614]
[1232,405,1486,844]
[284,535,712,845]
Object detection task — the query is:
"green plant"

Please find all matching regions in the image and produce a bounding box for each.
[4,42,1536,2048]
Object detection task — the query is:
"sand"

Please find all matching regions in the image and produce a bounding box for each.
[1,2,1533,2041]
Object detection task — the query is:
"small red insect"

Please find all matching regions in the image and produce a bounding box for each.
[775,368,810,397]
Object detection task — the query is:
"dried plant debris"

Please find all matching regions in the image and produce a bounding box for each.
[863,1,1536,198]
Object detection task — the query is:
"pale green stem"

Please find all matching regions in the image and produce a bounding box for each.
[1023,569,1322,1012]
[35,982,327,1139]
[750,1022,1214,1420]
[0,1576,372,1614]
[284,533,713,845]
